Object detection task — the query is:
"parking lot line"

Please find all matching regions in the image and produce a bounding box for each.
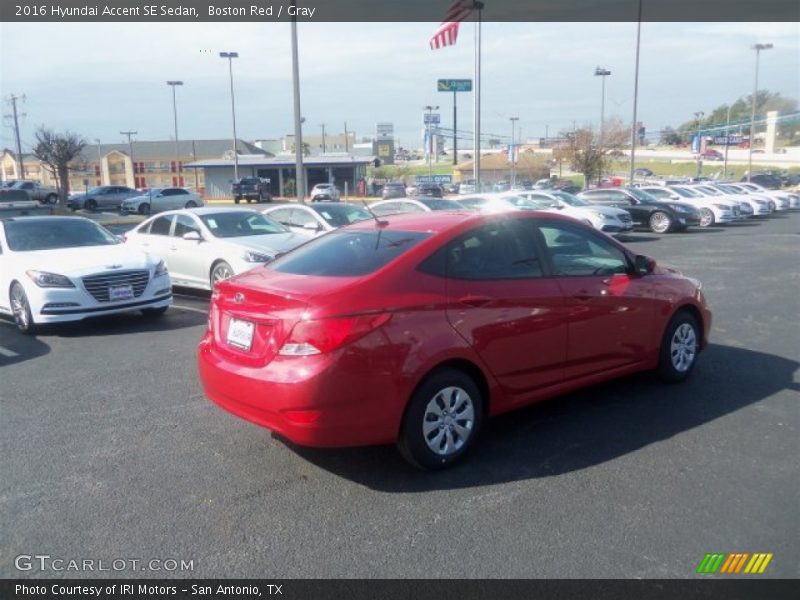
[0,345,19,357]
[172,304,208,314]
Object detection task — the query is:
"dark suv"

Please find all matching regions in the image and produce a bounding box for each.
[381,182,407,200]
[407,183,444,198]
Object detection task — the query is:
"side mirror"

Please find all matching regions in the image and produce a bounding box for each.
[182,231,202,242]
[634,254,655,276]
[303,222,322,231]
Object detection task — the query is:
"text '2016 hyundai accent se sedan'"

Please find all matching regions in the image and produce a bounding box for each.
[198,211,711,469]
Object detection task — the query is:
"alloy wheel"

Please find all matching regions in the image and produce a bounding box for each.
[650,211,671,233]
[670,323,697,373]
[211,262,233,285]
[10,284,31,331]
[699,208,714,227]
[422,386,475,457]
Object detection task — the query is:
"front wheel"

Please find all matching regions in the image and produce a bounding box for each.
[397,369,484,470]
[234,196,241,204]
[699,208,714,227]
[141,306,168,318]
[45,194,58,205]
[649,211,673,233]
[210,261,234,288]
[184,200,197,208]
[138,203,150,216]
[85,198,98,211]
[10,282,36,334]
[657,311,700,383]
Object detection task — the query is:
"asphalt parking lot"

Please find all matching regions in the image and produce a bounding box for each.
[1,213,798,579]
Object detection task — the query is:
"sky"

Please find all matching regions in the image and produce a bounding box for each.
[0,21,798,152]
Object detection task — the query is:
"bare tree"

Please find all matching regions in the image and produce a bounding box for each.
[32,127,87,206]
[559,120,627,188]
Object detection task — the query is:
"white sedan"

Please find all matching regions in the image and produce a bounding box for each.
[513,190,634,233]
[681,184,761,218]
[120,187,204,215]
[0,216,172,333]
[642,185,737,227]
[262,202,372,236]
[123,208,312,290]
[367,197,465,216]
[733,182,796,210]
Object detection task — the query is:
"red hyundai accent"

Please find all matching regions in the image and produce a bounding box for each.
[198,211,711,469]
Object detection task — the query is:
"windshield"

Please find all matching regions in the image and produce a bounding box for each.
[418,198,463,210]
[670,187,700,198]
[501,195,540,209]
[269,229,431,277]
[199,212,288,238]
[527,195,560,208]
[626,187,658,203]
[311,204,372,227]
[696,186,722,196]
[553,191,590,207]
[4,218,119,251]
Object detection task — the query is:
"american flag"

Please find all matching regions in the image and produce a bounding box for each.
[429,0,476,50]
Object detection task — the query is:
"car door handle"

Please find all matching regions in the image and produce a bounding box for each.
[458,295,493,307]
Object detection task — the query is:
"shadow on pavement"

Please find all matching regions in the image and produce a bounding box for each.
[288,344,799,491]
[0,320,51,366]
[43,307,207,338]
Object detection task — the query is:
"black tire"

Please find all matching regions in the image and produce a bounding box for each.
[45,194,58,205]
[141,306,168,317]
[699,208,714,228]
[649,210,673,234]
[138,203,150,216]
[657,311,700,383]
[234,197,241,204]
[185,200,197,208]
[10,282,36,334]
[85,198,98,211]
[397,368,484,470]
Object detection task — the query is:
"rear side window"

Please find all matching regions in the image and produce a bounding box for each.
[269,229,430,277]
[148,215,173,235]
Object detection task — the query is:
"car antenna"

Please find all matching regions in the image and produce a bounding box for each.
[361,200,388,227]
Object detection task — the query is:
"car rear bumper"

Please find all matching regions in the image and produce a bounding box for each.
[197,334,403,447]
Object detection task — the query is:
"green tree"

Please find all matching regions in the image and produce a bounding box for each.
[659,126,683,145]
[32,126,87,207]
[559,119,628,188]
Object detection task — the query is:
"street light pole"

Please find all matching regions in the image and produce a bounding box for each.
[509,117,519,187]
[166,80,183,185]
[320,123,326,154]
[694,111,704,177]
[748,43,773,182]
[425,104,439,179]
[120,130,137,187]
[219,52,240,183]
[723,104,732,180]
[628,0,642,184]
[594,66,611,185]
[290,19,305,203]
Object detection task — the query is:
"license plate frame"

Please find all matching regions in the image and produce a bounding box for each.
[227,317,255,351]
[108,284,134,301]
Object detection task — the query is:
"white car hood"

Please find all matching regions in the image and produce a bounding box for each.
[15,244,156,276]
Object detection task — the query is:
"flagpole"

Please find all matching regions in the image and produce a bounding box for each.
[473,1,483,188]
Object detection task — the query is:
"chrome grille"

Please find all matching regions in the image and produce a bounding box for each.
[82,270,150,302]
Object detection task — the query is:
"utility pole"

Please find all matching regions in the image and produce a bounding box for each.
[344,121,349,153]
[120,130,137,186]
[290,18,305,202]
[628,0,643,185]
[509,117,519,187]
[167,80,184,185]
[219,52,240,182]
[7,94,26,179]
[694,111,704,177]
[320,123,326,153]
[748,43,773,182]
[723,104,732,180]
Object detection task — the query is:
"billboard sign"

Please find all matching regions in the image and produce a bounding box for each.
[423,113,441,125]
[437,79,473,92]
[376,122,394,139]
[415,174,452,184]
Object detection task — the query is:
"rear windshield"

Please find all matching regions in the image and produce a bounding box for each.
[311,204,371,227]
[4,219,119,251]
[269,229,431,276]
[418,198,463,210]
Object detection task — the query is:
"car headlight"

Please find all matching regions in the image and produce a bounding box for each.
[26,270,75,288]
[153,260,169,277]
[242,250,272,263]
[590,211,611,220]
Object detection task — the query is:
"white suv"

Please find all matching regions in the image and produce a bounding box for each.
[310,183,341,202]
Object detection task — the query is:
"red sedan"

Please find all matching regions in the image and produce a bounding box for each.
[198,211,711,469]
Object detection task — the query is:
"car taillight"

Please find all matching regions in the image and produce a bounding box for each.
[279,313,391,356]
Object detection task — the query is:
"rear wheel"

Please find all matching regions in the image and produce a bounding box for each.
[398,369,483,470]
[138,203,150,215]
[649,211,672,233]
[184,200,197,208]
[210,261,234,288]
[85,198,98,211]
[657,311,700,382]
[699,208,714,227]
[45,194,58,205]
[234,196,241,204]
[10,282,36,334]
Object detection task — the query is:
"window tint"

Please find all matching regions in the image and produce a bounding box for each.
[423,219,543,280]
[270,229,430,277]
[287,209,318,228]
[4,219,119,251]
[149,215,173,236]
[312,204,371,227]
[267,208,294,225]
[539,223,628,277]
[199,212,287,237]
[173,214,200,237]
[370,202,401,216]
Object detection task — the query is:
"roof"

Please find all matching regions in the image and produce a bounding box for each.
[186,155,375,168]
[78,139,270,161]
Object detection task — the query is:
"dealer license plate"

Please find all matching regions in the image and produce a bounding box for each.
[227,317,255,350]
[109,284,134,301]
